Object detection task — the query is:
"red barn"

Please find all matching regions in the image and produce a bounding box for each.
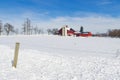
[58,26,92,37]
[58,26,75,36]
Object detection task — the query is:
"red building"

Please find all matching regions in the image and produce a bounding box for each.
[76,32,92,37]
[58,27,75,36]
[58,26,92,37]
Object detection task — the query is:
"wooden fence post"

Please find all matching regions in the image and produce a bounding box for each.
[12,42,20,68]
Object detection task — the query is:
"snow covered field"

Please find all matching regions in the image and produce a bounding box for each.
[0,35,120,80]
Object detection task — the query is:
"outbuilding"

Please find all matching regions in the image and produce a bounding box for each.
[58,25,92,37]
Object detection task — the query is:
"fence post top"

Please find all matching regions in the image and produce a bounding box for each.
[16,42,20,44]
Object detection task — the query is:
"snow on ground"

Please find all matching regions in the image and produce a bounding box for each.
[0,35,120,80]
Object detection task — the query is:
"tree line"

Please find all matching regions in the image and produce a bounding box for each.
[0,20,15,35]
[93,29,120,38]
[0,18,120,38]
[108,29,120,38]
[0,18,58,36]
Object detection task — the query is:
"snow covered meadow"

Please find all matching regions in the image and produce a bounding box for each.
[0,35,120,80]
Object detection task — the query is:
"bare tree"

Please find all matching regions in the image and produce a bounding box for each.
[34,26,38,34]
[47,29,52,35]
[38,28,44,34]
[22,18,32,35]
[52,28,58,35]
[0,20,3,35]
[4,23,14,35]
[22,25,26,35]
[14,28,19,35]
[108,29,120,38]
[47,28,58,35]
[33,26,44,34]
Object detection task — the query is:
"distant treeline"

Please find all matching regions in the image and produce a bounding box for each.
[93,29,120,38]
[0,18,58,35]
[0,18,120,38]
[108,29,120,38]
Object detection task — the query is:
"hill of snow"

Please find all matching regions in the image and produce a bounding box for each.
[0,35,120,80]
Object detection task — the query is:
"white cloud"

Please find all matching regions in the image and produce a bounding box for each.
[34,16,120,33]
[51,17,68,22]
[96,0,113,5]
[1,12,120,34]
[100,1,112,5]
[21,11,49,20]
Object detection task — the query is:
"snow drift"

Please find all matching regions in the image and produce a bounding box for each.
[0,35,120,80]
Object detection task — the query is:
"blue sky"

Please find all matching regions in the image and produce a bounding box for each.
[0,0,120,33]
[1,0,120,17]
